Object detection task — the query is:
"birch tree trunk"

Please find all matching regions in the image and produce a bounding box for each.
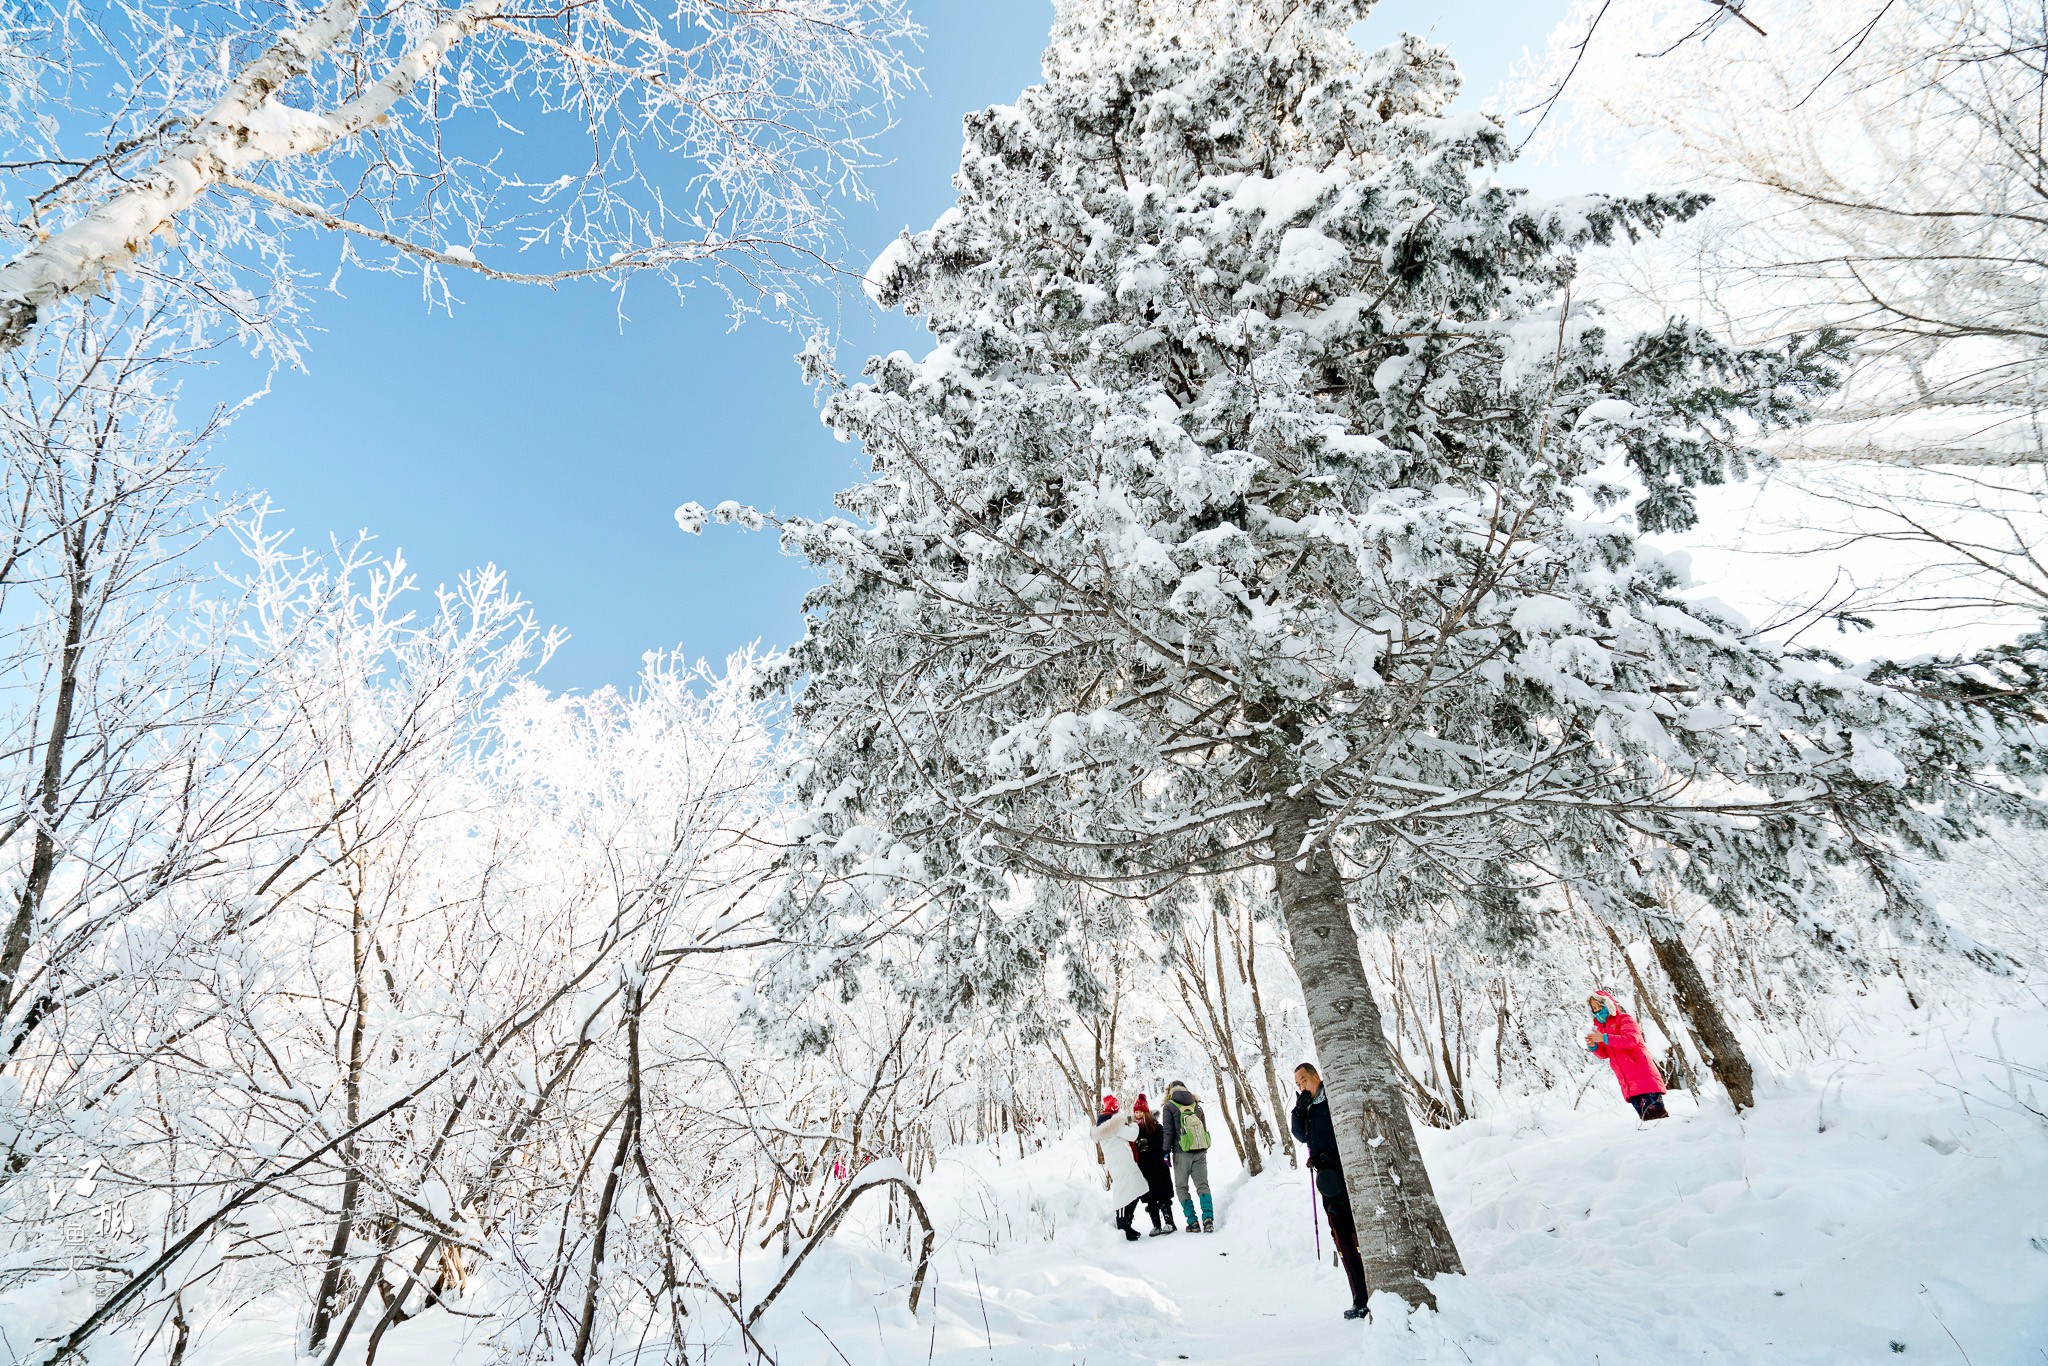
[1237,914,1299,1168]
[1167,916,1268,1174]
[1206,1066,1249,1167]
[1650,930,1756,1111]
[1269,792,1463,1308]
[0,548,86,1030]
[307,880,371,1351]
[1211,908,1278,1164]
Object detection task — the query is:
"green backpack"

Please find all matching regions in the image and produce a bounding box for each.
[1173,1099,1210,1152]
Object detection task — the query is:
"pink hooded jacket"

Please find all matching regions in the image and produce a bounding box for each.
[1589,990,1664,1099]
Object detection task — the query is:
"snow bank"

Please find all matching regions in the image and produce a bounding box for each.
[1408,1008,2048,1362]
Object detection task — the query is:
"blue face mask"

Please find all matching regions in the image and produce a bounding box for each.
[1593,1005,1611,1023]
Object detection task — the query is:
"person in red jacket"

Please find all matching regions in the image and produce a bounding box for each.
[1585,989,1669,1120]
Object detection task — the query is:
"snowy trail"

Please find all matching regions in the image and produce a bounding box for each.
[774,1186,1375,1366]
[946,1220,1361,1365]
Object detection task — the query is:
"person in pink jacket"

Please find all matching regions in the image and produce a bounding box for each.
[1585,989,1669,1120]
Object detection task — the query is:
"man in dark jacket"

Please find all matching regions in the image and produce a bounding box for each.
[1291,1063,1370,1320]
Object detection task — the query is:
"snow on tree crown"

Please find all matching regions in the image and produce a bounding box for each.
[770,0,2006,1001]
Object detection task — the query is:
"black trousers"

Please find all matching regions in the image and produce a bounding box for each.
[1321,1189,1371,1311]
[1139,1160,1174,1226]
[1115,1197,1140,1229]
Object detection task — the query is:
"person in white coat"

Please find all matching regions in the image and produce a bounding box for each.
[1091,1094,1148,1242]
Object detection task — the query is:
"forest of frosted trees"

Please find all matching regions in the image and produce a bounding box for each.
[0,1,2041,1363]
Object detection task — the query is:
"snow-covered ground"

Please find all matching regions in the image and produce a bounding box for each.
[91,993,2048,1366]
[736,997,2048,1366]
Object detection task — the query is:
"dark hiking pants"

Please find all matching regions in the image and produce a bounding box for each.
[1322,1190,1371,1312]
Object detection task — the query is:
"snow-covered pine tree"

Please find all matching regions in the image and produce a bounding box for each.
[752,0,2030,1309]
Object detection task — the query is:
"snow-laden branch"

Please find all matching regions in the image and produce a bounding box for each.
[0,0,916,354]
[744,1159,935,1323]
[0,1,500,348]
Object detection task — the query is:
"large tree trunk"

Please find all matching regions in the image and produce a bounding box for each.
[1269,793,1463,1309]
[1650,930,1755,1112]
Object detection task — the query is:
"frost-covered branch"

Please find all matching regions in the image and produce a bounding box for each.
[1522,0,2048,645]
[0,0,918,355]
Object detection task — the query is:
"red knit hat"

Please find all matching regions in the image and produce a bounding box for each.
[1132,1093,1150,1113]
[1100,1094,1119,1114]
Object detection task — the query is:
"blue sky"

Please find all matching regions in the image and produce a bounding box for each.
[208,1,1578,694]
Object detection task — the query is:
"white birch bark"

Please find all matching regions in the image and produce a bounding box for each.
[0,0,912,354]
[0,1,498,348]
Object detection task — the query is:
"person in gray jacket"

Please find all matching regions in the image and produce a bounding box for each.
[1159,1080,1215,1231]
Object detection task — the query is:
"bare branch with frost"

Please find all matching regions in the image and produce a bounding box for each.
[0,0,918,355]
